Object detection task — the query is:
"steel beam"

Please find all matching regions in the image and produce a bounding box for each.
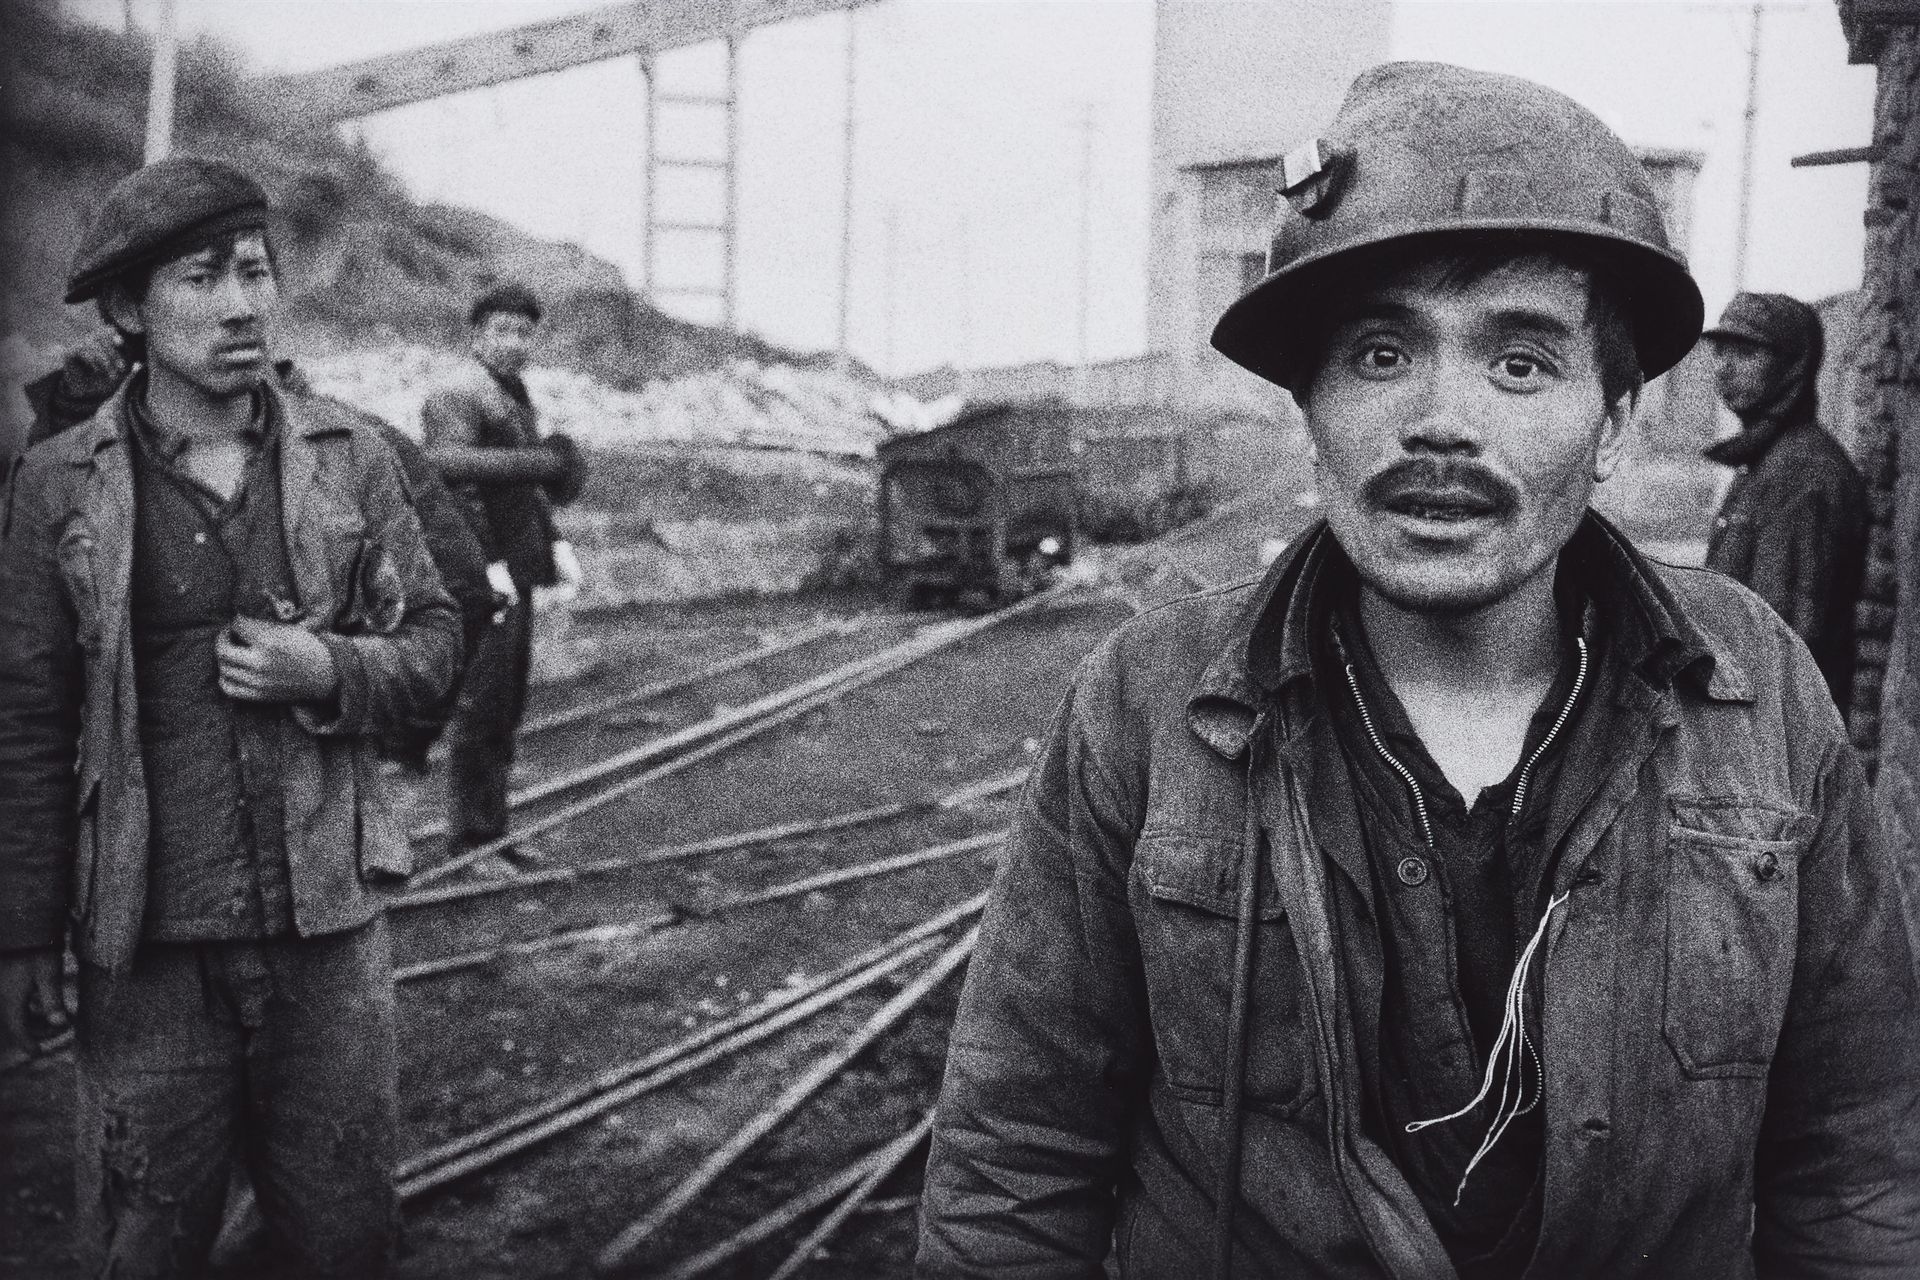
[264,0,881,126]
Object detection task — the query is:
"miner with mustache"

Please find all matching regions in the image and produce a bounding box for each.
[918,64,1920,1279]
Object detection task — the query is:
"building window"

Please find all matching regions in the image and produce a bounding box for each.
[1240,251,1267,292]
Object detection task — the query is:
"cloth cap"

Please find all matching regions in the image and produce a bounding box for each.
[1210,61,1704,390]
[1703,292,1820,352]
[469,282,543,327]
[66,156,270,304]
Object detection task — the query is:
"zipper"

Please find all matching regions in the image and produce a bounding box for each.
[1508,635,1588,820]
[1340,631,1589,846]
[1342,659,1435,849]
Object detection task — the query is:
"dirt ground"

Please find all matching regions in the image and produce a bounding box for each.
[0,461,1344,1280]
[0,585,1137,1280]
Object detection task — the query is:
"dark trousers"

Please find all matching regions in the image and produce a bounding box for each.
[74,919,399,1279]
[445,598,532,845]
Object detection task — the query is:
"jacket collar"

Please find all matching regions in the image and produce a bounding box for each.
[1186,512,1753,761]
[57,371,341,464]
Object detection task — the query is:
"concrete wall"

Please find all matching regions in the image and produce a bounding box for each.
[1145,0,1391,412]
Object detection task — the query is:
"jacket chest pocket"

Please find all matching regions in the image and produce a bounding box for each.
[1131,831,1318,1115]
[1662,798,1813,1079]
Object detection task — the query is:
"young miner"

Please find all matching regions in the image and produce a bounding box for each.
[0,156,461,1275]
[919,63,1920,1278]
[1701,291,1867,713]
[423,284,583,877]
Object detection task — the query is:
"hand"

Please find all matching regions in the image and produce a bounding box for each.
[538,540,583,608]
[0,950,65,1073]
[217,616,340,703]
[486,561,519,623]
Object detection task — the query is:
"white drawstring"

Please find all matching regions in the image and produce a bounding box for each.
[1405,889,1569,1206]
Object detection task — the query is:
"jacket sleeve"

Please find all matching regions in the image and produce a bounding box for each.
[420,385,500,561]
[918,654,1149,1277]
[298,434,463,738]
[1751,735,1920,1275]
[0,457,82,952]
[380,423,493,673]
[1739,486,1859,654]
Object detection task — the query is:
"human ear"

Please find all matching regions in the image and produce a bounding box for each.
[100,283,145,336]
[1592,388,1639,483]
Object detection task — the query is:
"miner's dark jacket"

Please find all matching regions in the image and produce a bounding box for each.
[1705,420,1867,711]
[918,515,1920,1279]
[0,379,463,970]
[420,361,558,592]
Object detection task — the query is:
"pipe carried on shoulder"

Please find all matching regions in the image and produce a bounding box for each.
[424,431,588,505]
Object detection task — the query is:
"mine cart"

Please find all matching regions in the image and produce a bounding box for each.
[876,401,1078,606]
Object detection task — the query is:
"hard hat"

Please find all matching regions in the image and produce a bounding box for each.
[1210,62,1704,389]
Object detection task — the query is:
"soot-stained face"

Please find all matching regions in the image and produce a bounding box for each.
[111,229,278,400]
[1301,252,1636,616]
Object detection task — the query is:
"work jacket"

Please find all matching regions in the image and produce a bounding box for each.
[421,361,558,592]
[919,517,1920,1279]
[0,382,463,970]
[1705,419,1866,712]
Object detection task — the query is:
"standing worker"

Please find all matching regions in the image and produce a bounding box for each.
[1702,292,1867,712]
[919,63,1920,1277]
[424,284,584,876]
[0,156,463,1275]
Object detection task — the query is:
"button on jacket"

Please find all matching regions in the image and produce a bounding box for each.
[919,515,1920,1278]
[126,393,299,939]
[0,381,463,970]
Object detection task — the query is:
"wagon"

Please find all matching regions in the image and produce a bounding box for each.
[876,401,1078,606]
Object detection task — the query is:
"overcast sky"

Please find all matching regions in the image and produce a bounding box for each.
[69,0,1877,376]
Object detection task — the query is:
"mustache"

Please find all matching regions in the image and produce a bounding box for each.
[1361,457,1518,516]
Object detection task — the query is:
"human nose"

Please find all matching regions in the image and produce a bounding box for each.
[1398,358,1483,457]
[216,270,262,323]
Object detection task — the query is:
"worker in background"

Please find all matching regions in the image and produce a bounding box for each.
[0,155,462,1275]
[919,63,1920,1278]
[424,284,584,877]
[1702,291,1867,713]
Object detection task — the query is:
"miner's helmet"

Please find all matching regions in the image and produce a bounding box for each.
[1210,61,1705,391]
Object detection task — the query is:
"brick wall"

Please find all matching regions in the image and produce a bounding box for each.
[1849,28,1920,879]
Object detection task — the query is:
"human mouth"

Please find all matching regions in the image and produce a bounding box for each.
[1377,487,1500,524]
[215,342,263,365]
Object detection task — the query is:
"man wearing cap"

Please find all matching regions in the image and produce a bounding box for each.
[0,155,462,1275]
[423,283,584,875]
[919,63,1920,1279]
[1701,292,1866,712]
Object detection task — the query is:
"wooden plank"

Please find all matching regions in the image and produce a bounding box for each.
[265,0,882,126]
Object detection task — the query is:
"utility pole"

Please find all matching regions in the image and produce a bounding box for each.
[836,10,859,358]
[1732,1,1763,292]
[883,208,899,376]
[143,0,179,163]
[956,213,974,397]
[1072,103,1096,406]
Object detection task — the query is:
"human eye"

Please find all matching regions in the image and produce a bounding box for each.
[1491,347,1559,390]
[1348,338,1408,379]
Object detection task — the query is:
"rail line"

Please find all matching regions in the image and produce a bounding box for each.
[394,830,1003,983]
[515,615,865,739]
[593,928,978,1274]
[396,894,988,1198]
[410,583,1074,885]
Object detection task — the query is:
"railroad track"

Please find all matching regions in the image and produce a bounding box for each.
[8,574,1156,1274]
[374,585,1122,1274]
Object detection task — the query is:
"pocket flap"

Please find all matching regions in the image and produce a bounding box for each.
[1138,831,1284,920]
